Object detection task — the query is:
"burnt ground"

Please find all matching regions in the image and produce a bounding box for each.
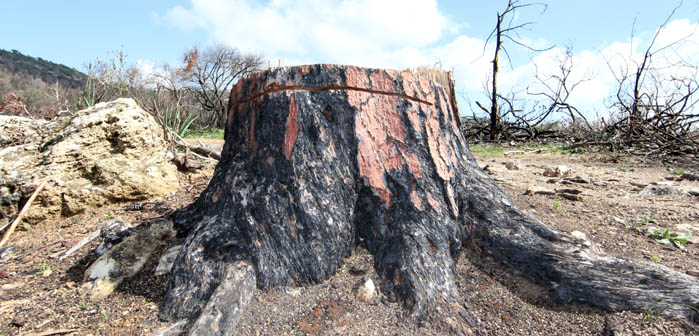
[1,144,698,336]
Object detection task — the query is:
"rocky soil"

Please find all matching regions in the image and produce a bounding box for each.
[0,146,697,336]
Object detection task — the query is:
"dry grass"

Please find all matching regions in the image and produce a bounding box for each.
[408,65,452,88]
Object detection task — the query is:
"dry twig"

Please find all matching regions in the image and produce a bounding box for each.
[0,180,47,248]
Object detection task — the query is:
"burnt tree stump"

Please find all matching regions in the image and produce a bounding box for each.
[160,65,698,335]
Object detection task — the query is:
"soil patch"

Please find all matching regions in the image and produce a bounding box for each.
[1,150,697,335]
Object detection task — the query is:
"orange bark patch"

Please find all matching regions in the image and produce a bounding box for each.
[369,70,394,92]
[346,66,369,88]
[354,91,406,206]
[406,104,421,137]
[446,184,459,217]
[425,113,452,181]
[350,70,430,206]
[249,108,257,155]
[410,183,423,211]
[284,94,300,160]
[427,193,442,215]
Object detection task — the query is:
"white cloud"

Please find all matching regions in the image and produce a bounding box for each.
[162,0,453,67]
[161,0,699,119]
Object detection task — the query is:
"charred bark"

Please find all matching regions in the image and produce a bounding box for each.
[160,65,699,335]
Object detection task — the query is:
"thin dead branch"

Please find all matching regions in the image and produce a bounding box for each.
[0,180,47,248]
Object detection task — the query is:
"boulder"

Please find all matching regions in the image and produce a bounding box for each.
[81,218,175,299]
[0,99,181,226]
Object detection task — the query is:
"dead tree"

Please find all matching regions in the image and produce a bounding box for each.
[160,65,699,335]
[476,0,550,141]
[527,46,594,139]
[181,44,263,128]
[605,1,699,155]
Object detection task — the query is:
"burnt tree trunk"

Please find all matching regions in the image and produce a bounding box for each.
[160,65,699,335]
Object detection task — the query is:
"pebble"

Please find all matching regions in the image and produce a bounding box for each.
[505,160,521,170]
[356,278,375,302]
[10,317,25,327]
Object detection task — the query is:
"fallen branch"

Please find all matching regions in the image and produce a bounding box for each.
[20,328,79,336]
[0,180,47,248]
[504,148,546,156]
[58,229,101,261]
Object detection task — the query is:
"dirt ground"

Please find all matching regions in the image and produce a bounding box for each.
[1,145,697,336]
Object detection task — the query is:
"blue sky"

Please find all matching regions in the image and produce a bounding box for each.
[2,0,698,117]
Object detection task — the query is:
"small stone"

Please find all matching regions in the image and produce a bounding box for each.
[95,219,135,255]
[1,283,21,290]
[565,176,589,184]
[613,217,626,225]
[505,159,521,170]
[349,264,368,276]
[533,189,556,196]
[558,165,571,177]
[653,181,674,186]
[284,286,304,297]
[556,188,582,195]
[679,173,699,181]
[154,245,182,276]
[10,317,25,327]
[629,182,647,188]
[0,246,17,260]
[559,193,583,201]
[543,167,558,177]
[356,278,375,302]
[570,230,587,241]
[688,269,699,278]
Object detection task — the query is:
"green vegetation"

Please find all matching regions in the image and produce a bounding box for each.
[649,227,691,249]
[34,262,54,275]
[0,49,86,89]
[671,169,685,176]
[632,216,655,231]
[468,144,505,156]
[553,199,566,213]
[650,254,662,263]
[644,298,699,324]
[468,143,584,157]
[644,298,666,324]
[163,106,198,138]
[101,309,110,322]
[186,128,225,139]
[104,212,114,219]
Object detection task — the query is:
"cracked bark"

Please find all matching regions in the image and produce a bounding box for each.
[159,64,699,335]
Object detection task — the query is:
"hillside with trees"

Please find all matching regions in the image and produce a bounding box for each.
[0,49,85,119]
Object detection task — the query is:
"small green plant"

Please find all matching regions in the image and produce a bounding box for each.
[644,298,665,324]
[163,106,198,138]
[644,298,699,324]
[34,262,54,275]
[76,71,107,110]
[101,309,110,322]
[671,169,685,176]
[553,199,566,213]
[649,227,691,249]
[650,254,661,263]
[78,301,87,310]
[105,212,114,219]
[632,216,655,231]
